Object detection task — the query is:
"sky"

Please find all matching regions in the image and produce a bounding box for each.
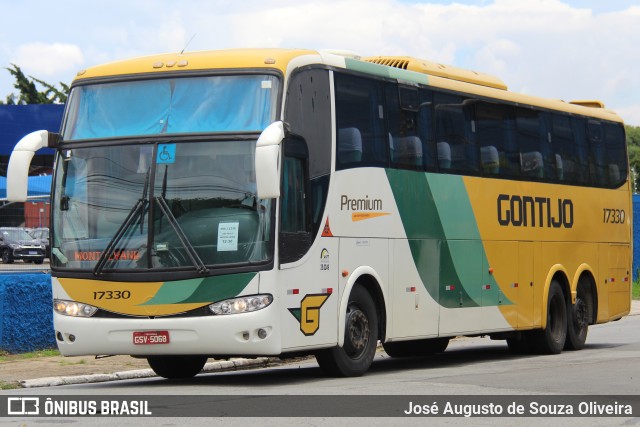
[1,0,639,125]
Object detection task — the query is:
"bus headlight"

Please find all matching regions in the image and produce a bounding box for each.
[209,294,273,315]
[53,299,98,317]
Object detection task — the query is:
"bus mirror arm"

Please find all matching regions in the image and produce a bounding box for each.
[7,130,58,202]
[255,121,285,199]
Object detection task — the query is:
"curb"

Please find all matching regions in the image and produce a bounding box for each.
[20,357,278,388]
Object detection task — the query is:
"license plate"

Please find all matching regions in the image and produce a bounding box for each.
[29,251,37,255]
[133,330,170,345]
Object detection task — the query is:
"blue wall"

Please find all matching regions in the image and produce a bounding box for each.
[0,274,55,353]
[0,105,63,155]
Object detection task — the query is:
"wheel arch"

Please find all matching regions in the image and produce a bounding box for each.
[338,267,388,347]
[541,265,570,329]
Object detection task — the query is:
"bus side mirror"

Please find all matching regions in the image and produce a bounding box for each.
[7,130,58,202]
[255,121,284,199]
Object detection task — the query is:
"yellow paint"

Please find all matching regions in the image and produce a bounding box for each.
[464,176,632,326]
[351,212,391,222]
[58,278,205,316]
[74,48,318,82]
[300,294,330,335]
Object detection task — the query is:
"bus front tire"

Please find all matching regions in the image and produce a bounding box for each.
[531,281,567,354]
[147,355,208,379]
[315,285,378,377]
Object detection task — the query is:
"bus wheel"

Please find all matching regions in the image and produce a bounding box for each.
[531,281,567,354]
[565,287,589,350]
[413,337,449,355]
[315,285,378,377]
[382,340,412,357]
[147,355,208,379]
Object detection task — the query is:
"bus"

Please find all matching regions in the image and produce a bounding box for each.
[7,48,631,378]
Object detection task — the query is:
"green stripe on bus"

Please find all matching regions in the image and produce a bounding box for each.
[139,272,256,305]
[344,58,429,85]
[386,170,509,308]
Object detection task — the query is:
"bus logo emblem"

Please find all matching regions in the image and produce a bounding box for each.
[288,293,331,336]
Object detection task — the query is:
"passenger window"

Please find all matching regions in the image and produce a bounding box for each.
[551,115,576,183]
[387,84,424,171]
[515,108,549,180]
[588,120,607,186]
[434,92,478,174]
[475,102,517,177]
[602,122,627,187]
[570,117,590,185]
[335,74,387,169]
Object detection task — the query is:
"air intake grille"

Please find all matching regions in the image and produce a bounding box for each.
[365,58,410,70]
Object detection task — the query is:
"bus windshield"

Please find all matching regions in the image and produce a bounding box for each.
[62,74,279,140]
[51,140,273,271]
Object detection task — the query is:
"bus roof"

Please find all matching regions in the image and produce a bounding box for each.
[73,48,622,124]
[73,48,318,81]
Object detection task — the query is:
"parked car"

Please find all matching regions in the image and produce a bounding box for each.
[0,227,46,264]
[29,227,50,258]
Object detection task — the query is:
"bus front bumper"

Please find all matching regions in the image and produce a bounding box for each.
[53,305,282,357]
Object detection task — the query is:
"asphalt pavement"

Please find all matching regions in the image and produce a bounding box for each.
[3,300,639,389]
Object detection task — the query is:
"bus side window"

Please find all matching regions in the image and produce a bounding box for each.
[434,92,478,174]
[279,138,312,264]
[387,83,424,171]
[570,117,590,185]
[515,107,547,179]
[602,122,627,187]
[475,101,517,178]
[551,114,576,183]
[588,119,607,186]
[334,73,387,169]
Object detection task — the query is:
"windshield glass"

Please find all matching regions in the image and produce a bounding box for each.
[51,140,273,271]
[62,75,279,140]
[1,229,34,241]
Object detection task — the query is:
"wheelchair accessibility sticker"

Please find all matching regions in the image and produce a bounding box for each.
[157,144,176,164]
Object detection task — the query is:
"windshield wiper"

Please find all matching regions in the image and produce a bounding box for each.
[156,164,208,273]
[155,196,208,274]
[93,168,150,276]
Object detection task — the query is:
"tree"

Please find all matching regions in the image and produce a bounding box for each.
[1,64,68,105]
[626,125,640,192]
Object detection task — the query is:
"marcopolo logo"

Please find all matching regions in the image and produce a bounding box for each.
[497,194,573,228]
[340,195,390,222]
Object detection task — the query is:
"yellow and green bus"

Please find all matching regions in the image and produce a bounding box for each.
[7,48,631,378]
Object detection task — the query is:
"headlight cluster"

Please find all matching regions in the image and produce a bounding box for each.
[53,299,98,317]
[209,294,273,315]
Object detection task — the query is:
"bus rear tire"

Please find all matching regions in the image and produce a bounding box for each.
[315,285,378,377]
[565,287,590,350]
[147,355,208,379]
[531,281,567,354]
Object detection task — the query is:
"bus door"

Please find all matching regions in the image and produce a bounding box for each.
[278,139,338,351]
